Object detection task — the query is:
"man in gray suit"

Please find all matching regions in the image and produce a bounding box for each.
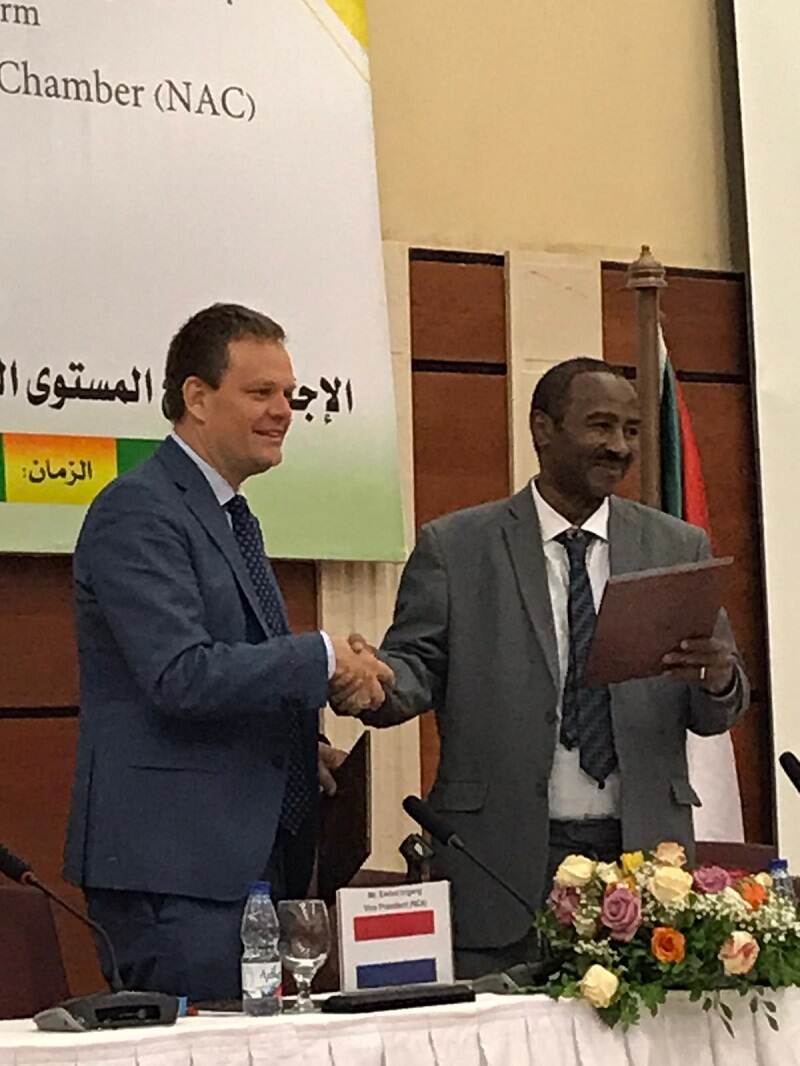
[341,358,748,978]
[65,303,392,999]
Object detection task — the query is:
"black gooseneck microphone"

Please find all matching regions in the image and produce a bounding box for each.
[0,843,124,992]
[401,795,537,919]
[779,751,800,794]
[0,842,178,1032]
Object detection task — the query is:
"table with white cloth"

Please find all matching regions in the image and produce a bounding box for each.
[1,990,799,1066]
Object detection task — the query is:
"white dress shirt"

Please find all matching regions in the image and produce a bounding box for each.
[531,479,621,820]
[170,432,335,677]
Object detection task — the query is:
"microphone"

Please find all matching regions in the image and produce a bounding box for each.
[0,843,123,992]
[779,751,800,794]
[401,796,537,919]
[0,842,177,1031]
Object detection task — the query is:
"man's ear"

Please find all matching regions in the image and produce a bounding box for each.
[182,376,210,424]
[531,409,555,454]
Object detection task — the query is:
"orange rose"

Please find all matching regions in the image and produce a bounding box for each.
[651,926,686,964]
[739,879,768,910]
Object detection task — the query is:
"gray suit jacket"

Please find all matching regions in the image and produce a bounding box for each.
[362,487,749,950]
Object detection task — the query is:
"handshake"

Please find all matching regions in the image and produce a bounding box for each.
[329,633,392,716]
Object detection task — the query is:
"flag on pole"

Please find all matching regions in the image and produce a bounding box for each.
[659,337,711,532]
[657,327,744,843]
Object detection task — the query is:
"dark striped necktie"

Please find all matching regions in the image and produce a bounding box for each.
[225,493,312,833]
[554,528,618,787]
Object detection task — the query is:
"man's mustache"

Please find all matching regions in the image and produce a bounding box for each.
[593,451,632,469]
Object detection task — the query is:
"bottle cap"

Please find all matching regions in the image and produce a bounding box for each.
[768,858,788,872]
[250,880,272,894]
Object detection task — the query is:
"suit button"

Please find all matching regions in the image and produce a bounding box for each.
[536,783,548,799]
[545,711,557,725]
[271,754,286,770]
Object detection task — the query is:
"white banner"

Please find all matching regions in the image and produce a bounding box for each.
[0,0,405,560]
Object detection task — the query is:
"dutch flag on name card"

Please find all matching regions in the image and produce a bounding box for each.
[336,881,455,992]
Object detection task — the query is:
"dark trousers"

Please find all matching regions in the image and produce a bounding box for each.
[455,818,622,980]
[85,822,315,1001]
[86,888,247,1001]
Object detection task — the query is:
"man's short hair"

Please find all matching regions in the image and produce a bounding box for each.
[162,303,285,422]
[529,357,621,428]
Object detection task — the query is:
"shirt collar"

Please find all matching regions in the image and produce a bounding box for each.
[531,478,609,544]
[170,431,236,507]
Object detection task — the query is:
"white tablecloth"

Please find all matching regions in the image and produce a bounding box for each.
[1,990,799,1066]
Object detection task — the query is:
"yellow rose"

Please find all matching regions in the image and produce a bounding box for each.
[555,854,597,888]
[596,861,623,885]
[648,866,693,905]
[579,964,619,1008]
[621,851,644,875]
[654,842,687,868]
[754,872,773,890]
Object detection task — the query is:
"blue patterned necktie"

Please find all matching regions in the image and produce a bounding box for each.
[225,494,313,833]
[555,529,618,787]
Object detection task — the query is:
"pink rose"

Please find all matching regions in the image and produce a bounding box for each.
[548,884,580,925]
[693,865,733,894]
[718,931,760,976]
[600,885,642,942]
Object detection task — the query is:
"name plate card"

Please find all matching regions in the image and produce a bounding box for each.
[336,880,454,991]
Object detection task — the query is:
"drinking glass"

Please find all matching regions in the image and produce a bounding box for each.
[278,899,330,1013]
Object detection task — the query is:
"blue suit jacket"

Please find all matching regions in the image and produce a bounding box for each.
[63,438,328,900]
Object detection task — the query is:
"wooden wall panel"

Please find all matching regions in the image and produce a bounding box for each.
[602,266,749,375]
[0,557,78,708]
[412,372,510,530]
[410,255,506,363]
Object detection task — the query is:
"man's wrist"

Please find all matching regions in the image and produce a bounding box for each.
[705,665,739,700]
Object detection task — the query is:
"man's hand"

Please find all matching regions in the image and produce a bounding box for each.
[329,637,394,715]
[348,632,376,655]
[662,637,737,695]
[318,741,348,796]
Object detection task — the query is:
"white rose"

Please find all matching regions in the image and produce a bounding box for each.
[596,862,623,885]
[555,854,597,888]
[648,866,693,905]
[579,964,619,1008]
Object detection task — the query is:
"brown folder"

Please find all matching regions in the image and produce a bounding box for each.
[317,731,372,904]
[583,556,733,686]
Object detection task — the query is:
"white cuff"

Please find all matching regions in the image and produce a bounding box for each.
[320,630,336,680]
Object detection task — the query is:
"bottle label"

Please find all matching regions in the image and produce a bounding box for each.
[242,960,281,998]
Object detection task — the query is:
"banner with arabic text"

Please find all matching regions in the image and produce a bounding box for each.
[0,0,404,560]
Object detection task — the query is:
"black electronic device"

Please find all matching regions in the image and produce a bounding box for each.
[321,981,475,1013]
[779,751,800,794]
[0,842,178,1031]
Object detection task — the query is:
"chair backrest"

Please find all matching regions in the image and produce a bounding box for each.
[0,884,69,1019]
[695,840,778,874]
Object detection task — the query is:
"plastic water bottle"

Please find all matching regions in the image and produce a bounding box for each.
[240,881,281,1016]
[768,859,797,905]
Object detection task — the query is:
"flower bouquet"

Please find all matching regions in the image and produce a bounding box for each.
[533,843,800,1032]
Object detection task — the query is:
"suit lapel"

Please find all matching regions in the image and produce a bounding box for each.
[155,439,271,637]
[608,496,646,576]
[501,486,560,688]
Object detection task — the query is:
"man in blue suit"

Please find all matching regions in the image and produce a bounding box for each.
[63,303,390,1000]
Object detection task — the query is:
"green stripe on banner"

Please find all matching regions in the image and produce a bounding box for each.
[116,438,161,474]
[0,435,5,502]
[660,361,683,519]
